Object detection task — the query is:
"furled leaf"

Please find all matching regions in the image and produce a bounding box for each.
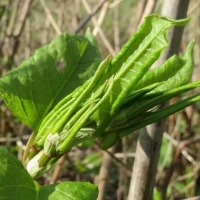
[111,16,190,113]
[101,92,200,149]
[0,147,98,200]
[111,40,195,126]
[134,55,184,90]
[92,15,190,137]
[118,92,200,137]
[100,41,196,149]
[148,39,194,92]
[134,39,194,91]
[0,34,101,130]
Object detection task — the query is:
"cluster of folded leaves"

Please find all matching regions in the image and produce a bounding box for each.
[1,15,200,179]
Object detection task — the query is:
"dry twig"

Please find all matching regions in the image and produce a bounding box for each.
[92,1,109,36]
[39,0,62,35]
[95,146,116,200]
[80,0,115,55]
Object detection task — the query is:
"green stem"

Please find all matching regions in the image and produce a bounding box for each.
[22,132,36,164]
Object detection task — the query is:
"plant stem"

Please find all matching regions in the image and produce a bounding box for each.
[22,132,36,164]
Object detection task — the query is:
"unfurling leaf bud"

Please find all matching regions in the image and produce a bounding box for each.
[26,150,52,179]
[44,133,60,157]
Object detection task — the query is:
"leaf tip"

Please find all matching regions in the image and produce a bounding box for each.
[146,14,190,27]
[184,39,195,59]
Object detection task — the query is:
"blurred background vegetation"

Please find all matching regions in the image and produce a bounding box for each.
[1,0,200,199]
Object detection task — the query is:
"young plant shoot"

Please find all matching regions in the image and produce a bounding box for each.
[0,15,200,199]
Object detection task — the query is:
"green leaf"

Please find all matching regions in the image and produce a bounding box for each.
[25,15,193,163]
[134,55,184,90]
[110,41,195,127]
[92,15,190,137]
[0,34,101,130]
[153,188,162,200]
[134,39,195,91]
[0,147,37,200]
[38,182,98,200]
[0,147,98,200]
[149,39,194,92]
[76,153,101,174]
[102,90,200,149]
[110,15,190,113]
[99,37,195,149]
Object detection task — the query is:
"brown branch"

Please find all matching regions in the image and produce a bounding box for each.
[113,4,120,52]
[14,0,32,38]
[109,0,124,9]
[80,0,115,56]
[182,196,200,200]
[0,0,11,51]
[50,155,66,184]
[187,1,200,16]
[6,0,20,36]
[92,1,109,36]
[156,129,200,199]
[39,0,61,35]
[25,18,31,59]
[138,0,158,26]
[174,135,200,161]
[164,132,197,166]
[95,141,132,173]
[7,0,31,65]
[95,146,116,200]
[74,0,107,33]
[135,0,148,27]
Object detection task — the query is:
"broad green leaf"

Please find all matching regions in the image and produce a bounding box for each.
[0,34,101,130]
[0,147,98,200]
[31,57,111,151]
[0,147,37,200]
[38,182,98,200]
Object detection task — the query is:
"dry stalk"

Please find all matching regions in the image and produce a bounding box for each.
[81,0,115,55]
[95,146,116,200]
[39,0,61,35]
[138,0,158,26]
[92,2,109,36]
